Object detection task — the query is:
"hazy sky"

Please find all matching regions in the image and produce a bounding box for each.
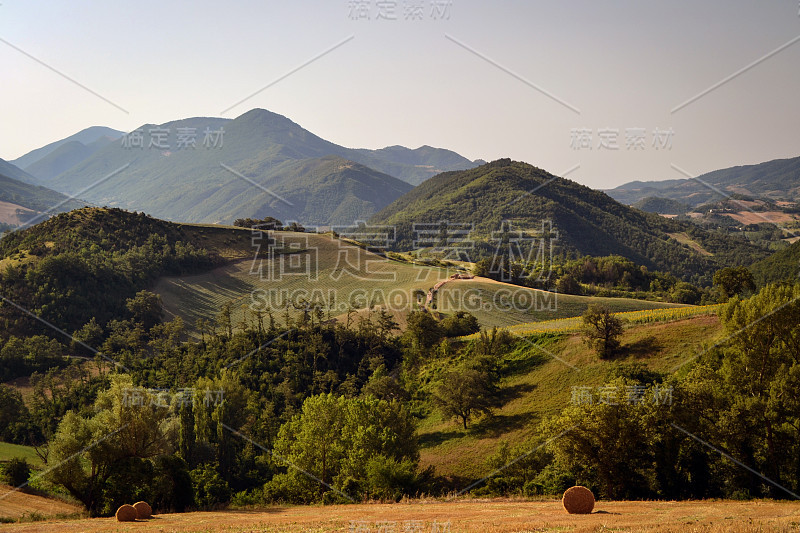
[1,0,798,189]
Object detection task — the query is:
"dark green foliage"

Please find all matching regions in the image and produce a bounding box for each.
[190,463,231,509]
[713,266,756,301]
[0,385,35,445]
[125,291,164,330]
[233,216,282,229]
[264,393,419,502]
[750,239,800,286]
[1,458,31,488]
[440,311,480,337]
[0,208,213,338]
[433,367,498,429]
[403,310,443,351]
[581,304,624,358]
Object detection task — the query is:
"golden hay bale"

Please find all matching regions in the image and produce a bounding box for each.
[133,501,152,519]
[562,485,595,514]
[115,504,137,522]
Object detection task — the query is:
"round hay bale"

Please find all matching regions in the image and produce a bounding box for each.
[562,485,595,514]
[115,504,137,522]
[133,501,152,519]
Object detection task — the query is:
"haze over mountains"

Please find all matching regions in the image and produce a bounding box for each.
[11,109,481,226]
[0,159,84,226]
[607,156,800,207]
[10,126,123,182]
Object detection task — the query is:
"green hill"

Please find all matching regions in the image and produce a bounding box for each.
[0,207,683,338]
[371,159,766,283]
[607,155,800,207]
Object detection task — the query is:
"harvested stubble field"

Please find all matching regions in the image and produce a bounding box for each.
[2,499,800,532]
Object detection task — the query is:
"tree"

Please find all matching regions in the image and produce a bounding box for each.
[713,283,800,497]
[542,378,655,500]
[0,384,34,444]
[403,310,443,351]
[434,367,496,429]
[46,376,171,515]
[265,394,418,502]
[440,311,480,337]
[581,304,623,358]
[125,290,164,330]
[713,266,755,301]
[1,458,31,488]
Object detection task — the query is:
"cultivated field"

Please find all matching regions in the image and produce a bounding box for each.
[155,228,685,333]
[2,499,799,532]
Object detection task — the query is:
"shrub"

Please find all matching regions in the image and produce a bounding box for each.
[1,458,31,488]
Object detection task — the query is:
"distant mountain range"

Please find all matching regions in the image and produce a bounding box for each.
[371,158,768,282]
[12,109,480,226]
[10,126,123,181]
[607,156,800,207]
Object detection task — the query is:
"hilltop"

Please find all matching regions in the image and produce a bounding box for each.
[371,159,767,283]
[25,109,478,225]
[10,126,123,175]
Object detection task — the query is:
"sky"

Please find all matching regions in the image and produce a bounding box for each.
[1,0,799,190]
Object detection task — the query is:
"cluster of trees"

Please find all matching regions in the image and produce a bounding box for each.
[233,217,305,233]
[474,253,708,304]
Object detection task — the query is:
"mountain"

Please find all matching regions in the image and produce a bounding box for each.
[352,145,480,185]
[43,109,473,225]
[10,126,123,177]
[176,155,413,226]
[24,137,118,181]
[0,159,85,226]
[607,156,800,207]
[370,158,767,283]
[0,158,40,185]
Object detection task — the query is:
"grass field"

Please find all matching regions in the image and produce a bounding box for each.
[1,499,798,531]
[155,227,686,334]
[417,314,724,479]
[0,443,43,468]
[488,303,724,338]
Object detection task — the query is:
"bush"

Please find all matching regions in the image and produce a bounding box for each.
[2,458,31,488]
[364,455,418,501]
[190,463,230,509]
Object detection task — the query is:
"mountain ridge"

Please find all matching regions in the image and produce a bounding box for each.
[607,156,800,206]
